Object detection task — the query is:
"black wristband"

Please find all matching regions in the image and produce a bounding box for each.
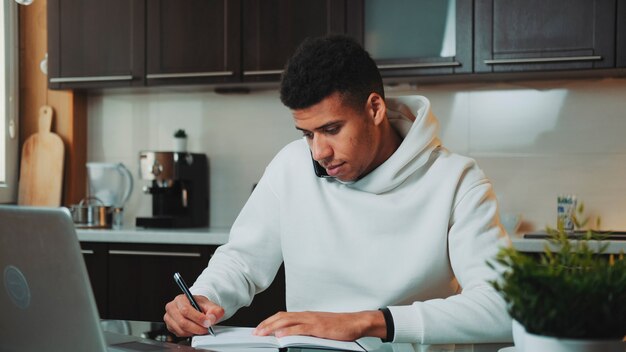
[378,308,395,342]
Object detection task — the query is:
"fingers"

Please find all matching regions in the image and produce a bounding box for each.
[164,298,206,336]
[254,311,312,337]
[273,323,310,338]
[253,311,367,341]
[197,295,225,323]
[253,312,281,336]
[164,294,219,337]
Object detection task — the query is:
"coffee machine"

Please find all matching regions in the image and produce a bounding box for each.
[136,151,209,228]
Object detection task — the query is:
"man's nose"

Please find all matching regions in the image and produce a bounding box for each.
[310,135,332,161]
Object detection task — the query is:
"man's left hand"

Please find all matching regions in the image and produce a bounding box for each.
[253,310,387,341]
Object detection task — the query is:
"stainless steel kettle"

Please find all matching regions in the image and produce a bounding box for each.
[70,197,112,228]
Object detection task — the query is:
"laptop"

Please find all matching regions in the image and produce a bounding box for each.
[0,205,199,351]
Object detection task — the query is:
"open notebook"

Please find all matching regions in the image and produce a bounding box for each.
[192,326,367,351]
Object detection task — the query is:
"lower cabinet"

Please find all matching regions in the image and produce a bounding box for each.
[80,242,109,316]
[106,243,214,322]
[80,242,286,327]
[220,264,286,327]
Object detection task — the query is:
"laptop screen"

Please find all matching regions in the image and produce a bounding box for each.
[0,206,110,351]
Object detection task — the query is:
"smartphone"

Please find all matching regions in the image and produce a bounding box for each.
[311,152,331,178]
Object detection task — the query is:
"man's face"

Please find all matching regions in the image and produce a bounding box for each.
[293,92,381,182]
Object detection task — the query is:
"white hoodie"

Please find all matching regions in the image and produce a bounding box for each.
[191,95,512,344]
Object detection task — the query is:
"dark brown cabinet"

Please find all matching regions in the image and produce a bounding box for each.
[146,0,241,86]
[47,0,145,89]
[81,242,108,316]
[347,0,473,78]
[48,0,355,89]
[49,0,625,89]
[474,0,617,73]
[79,241,285,326]
[242,0,354,82]
[618,0,626,67]
[219,264,286,327]
[106,243,214,322]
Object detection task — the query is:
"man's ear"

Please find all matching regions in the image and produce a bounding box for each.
[367,93,386,126]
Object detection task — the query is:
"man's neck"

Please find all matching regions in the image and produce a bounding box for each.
[359,119,403,180]
[378,119,403,163]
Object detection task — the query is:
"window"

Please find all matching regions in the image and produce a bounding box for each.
[1,0,19,203]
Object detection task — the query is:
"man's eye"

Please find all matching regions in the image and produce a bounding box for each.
[325,126,340,135]
[302,131,313,139]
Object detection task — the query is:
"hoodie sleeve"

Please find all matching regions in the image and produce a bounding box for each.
[189,170,283,321]
[387,177,513,344]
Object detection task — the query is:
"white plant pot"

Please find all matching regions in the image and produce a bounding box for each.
[173,137,187,152]
[512,320,625,352]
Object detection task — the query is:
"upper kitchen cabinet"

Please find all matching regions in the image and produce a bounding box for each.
[475,0,617,73]
[347,0,472,78]
[48,0,355,89]
[47,0,145,89]
[146,0,241,86]
[241,0,354,83]
[617,0,626,67]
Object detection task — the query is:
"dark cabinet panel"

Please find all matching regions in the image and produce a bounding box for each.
[47,0,145,89]
[475,0,617,73]
[103,242,285,326]
[224,265,286,327]
[146,0,242,86]
[107,243,214,322]
[347,0,473,78]
[242,0,349,82]
[80,242,108,317]
[618,0,626,67]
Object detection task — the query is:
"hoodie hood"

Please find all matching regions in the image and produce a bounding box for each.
[348,95,441,194]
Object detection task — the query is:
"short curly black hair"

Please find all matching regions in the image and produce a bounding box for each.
[280,35,384,111]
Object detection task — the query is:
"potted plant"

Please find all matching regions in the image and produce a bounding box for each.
[173,129,187,152]
[490,205,626,352]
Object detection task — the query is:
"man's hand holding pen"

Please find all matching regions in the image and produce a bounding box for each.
[164,293,225,337]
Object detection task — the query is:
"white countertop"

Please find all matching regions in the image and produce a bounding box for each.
[511,236,626,254]
[76,226,230,245]
[77,227,626,253]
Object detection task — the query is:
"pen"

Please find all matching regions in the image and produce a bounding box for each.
[173,272,216,336]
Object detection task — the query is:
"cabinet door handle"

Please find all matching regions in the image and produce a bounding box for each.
[146,71,234,79]
[484,56,602,65]
[377,62,461,70]
[49,75,134,83]
[109,250,202,258]
[243,69,283,76]
[81,249,95,255]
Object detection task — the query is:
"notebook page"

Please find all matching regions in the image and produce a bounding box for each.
[192,326,279,348]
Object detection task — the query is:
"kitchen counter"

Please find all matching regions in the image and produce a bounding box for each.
[76,227,229,245]
[77,227,626,253]
[511,236,626,254]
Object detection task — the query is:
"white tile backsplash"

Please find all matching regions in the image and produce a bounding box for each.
[88,78,626,232]
[88,89,300,227]
[475,154,626,231]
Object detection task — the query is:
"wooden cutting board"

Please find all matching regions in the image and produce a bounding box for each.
[17,106,65,206]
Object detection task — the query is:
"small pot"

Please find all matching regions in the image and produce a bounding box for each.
[70,197,112,229]
[173,137,187,152]
[513,320,624,352]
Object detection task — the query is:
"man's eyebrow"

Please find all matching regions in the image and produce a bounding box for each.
[295,120,343,132]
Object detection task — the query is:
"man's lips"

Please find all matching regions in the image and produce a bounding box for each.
[324,162,345,176]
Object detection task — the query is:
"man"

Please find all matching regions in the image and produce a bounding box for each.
[164,35,512,344]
